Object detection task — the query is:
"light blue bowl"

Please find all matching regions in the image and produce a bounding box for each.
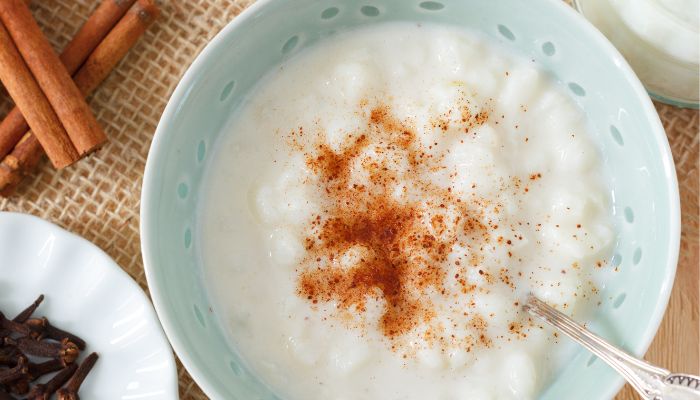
[140,0,680,399]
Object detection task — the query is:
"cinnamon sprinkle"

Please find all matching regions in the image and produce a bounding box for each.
[294,100,516,348]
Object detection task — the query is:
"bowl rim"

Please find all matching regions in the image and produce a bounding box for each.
[140,0,681,398]
[572,0,700,110]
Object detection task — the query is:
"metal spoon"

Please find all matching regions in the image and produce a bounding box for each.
[523,295,700,400]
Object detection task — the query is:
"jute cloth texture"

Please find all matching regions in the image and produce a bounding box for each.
[0,1,697,399]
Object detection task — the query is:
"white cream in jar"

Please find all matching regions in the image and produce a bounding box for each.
[200,22,615,400]
[577,0,700,106]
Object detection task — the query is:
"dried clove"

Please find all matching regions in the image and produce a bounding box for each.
[56,352,98,400]
[26,363,77,400]
[1,295,98,397]
[24,318,86,350]
[6,377,28,395]
[4,337,79,364]
[27,358,65,381]
[0,355,27,384]
[12,295,44,323]
[0,346,19,366]
[0,314,31,336]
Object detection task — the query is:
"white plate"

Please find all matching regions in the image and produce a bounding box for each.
[0,212,178,399]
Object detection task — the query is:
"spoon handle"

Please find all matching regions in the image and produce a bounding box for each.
[524,295,672,400]
[666,374,700,391]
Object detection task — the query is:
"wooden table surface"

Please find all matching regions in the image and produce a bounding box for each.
[615,103,699,400]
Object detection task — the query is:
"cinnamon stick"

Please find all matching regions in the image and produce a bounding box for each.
[0,22,79,168]
[0,134,42,197]
[0,0,160,196]
[75,0,160,94]
[61,0,139,73]
[0,0,137,161]
[0,108,30,163]
[0,0,107,157]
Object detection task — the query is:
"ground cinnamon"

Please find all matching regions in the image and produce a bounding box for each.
[0,0,107,157]
[0,0,137,161]
[298,103,492,340]
[0,0,160,196]
[0,22,79,168]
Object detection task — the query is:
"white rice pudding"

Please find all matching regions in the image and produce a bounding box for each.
[201,23,614,400]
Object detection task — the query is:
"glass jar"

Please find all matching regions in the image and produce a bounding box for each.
[575,0,699,108]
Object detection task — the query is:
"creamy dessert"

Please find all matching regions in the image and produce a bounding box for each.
[577,0,700,105]
[200,23,614,400]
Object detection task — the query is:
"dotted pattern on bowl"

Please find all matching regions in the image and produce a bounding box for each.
[166,3,656,395]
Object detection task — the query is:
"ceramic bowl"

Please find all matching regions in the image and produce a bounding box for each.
[0,212,178,399]
[141,0,680,398]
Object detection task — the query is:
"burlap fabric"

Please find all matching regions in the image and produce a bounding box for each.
[0,1,696,399]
